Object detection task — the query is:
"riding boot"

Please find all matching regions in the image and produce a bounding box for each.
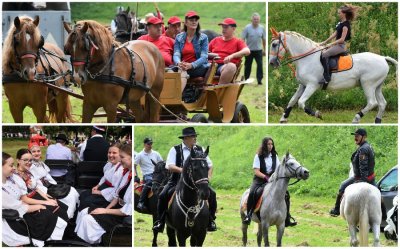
[285,192,297,227]
[381,198,387,221]
[137,185,150,211]
[329,192,343,217]
[319,57,331,85]
[207,187,217,231]
[243,209,254,225]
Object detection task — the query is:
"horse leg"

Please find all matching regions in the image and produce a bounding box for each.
[103,104,118,123]
[261,220,270,247]
[82,101,98,123]
[276,223,285,247]
[146,91,161,123]
[297,84,322,120]
[353,83,378,124]
[166,226,177,247]
[176,232,187,247]
[193,229,207,246]
[371,223,380,247]
[240,211,249,246]
[131,100,145,123]
[9,101,25,123]
[55,93,68,123]
[374,82,387,123]
[348,224,359,247]
[257,222,262,247]
[280,85,305,123]
[32,100,47,123]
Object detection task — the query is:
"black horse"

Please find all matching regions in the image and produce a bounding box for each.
[114,7,147,43]
[165,146,211,247]
[201,29,220,42]
[134,160,168,247]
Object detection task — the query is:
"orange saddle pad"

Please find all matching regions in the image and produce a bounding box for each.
[134,181,153,198]
[241,191,263,213]
[331,55,353,72]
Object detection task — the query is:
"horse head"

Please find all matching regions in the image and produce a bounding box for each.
[63,21,100,85]
[281,151,309,180]
[183,146,210,200]
[114,7,133,36]
[151,159,168,194]
[11,16,44,80]
[269,28,286,68]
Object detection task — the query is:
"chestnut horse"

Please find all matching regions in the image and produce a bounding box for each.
[2,16,73,123]
[63,20,164,123]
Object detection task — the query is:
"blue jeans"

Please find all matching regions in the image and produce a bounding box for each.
[143,173,153,186]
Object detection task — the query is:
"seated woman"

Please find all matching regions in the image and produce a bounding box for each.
[75,144,132,244]
[79,143,123,211]
[2,152,67,247]
[30,144,80,219]
[14,149,69,222]
[173,11,209,92]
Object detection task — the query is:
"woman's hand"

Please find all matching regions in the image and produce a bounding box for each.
[33,204,46,212]
[44,199,58,206]
[90,208,109,215]
[92,185,99,192]
[178,62,193,71]
[92,189,102,195]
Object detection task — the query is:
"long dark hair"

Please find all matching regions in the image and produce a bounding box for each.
[257,137,277,158]
[184,17,201,38]
[339,4,361,21]
[2,152,12,166]
[16,148,31,160]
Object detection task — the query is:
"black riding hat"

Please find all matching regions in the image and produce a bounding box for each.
[178,127,199,139]
[54,133,69,145]
[351,128,367,136]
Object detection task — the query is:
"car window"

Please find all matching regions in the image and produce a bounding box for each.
[380,168,398,192]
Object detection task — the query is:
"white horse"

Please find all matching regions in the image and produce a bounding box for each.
[240,152,310,247]
[340,182,382,247]
[269,28,398,124]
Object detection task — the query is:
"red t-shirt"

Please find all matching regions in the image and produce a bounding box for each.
[209,36,247,64]
[181,39,197,63]
[138,34,174,66]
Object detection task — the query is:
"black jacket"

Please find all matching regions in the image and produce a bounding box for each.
[351,141,375,181]
[83,136,109,161]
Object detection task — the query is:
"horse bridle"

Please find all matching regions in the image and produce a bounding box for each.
[67,29,99,71]
[275,157,305,185]
[182,157,209,191]
[12,30,44,69]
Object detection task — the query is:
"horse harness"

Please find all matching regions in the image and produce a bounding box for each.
[175,155,209,228]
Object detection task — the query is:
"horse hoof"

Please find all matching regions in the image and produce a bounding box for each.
[315,111,323,120]
[279,118,288,123]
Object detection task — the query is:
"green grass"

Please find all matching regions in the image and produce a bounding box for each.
[134,126,397,195]
[268,109,398,124]
[2,139,38,157]
[134,190,398,247]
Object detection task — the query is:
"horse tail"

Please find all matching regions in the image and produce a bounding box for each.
[359,204,369,247]
[64,96,76,123]
[385,56,398,78]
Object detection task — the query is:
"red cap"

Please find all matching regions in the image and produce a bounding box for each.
[218,18,237,26]
[147,17,163,25]
[185,11,200,19]
[168,16,181,25]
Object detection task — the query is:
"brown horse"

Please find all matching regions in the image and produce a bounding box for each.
[63,20,164,123]
[2,16,73,123]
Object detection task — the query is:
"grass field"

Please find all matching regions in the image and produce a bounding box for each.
[2,2,266,123]
[134,190,397,247]
[268,109,398,124]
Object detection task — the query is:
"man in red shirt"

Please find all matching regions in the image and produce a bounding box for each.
[164,16,182,39]
[138,17,174,67]
[209,18,250,84]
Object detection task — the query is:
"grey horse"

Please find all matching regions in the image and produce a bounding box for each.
[240,152,310,246]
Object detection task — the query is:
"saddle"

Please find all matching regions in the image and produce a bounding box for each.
[326,52,353,72]
[241,186,264,213]
[134,181,153,198]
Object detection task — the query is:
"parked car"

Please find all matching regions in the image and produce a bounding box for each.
[377,166,398,228]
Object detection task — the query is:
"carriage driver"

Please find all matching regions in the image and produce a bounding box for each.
[153,127,218,232]
[329,128,386,218]
[208,18,250,84]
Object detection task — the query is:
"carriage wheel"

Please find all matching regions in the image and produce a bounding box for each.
[232,101,250,123]
[191,113,209,123]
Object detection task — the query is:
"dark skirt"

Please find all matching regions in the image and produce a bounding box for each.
[6,208,58,241]
[89,205,124,231]
[79,190,110,211]
[31,191,69,221]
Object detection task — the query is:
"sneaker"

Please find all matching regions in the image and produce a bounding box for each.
[207,220,217,232]
[152,220,165,233]
[329,208,340,217]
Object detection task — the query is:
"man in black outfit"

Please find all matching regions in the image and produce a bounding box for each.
[82,126,110,162]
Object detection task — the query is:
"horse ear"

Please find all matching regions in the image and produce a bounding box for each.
[81,22,89,34]
[285,151,290,160]
[126,6,130,13]
[33,15,40,27]
[63,22,72,34]
[204,146,209,157]
[14,16,21,30]
[270,27,279,38]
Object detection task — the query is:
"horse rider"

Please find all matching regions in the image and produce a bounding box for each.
[153,127,218,232]
[318,4,360,86]
[330,128,386,219]
[208,18,250,84]
[135,137,163,211]
[243,137,297,227]
[110,6,125,35]
[138,17,175,67]
[164,16,182,39]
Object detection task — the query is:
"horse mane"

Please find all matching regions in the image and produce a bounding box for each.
[284,31,318,47]
[75,20,121,62]
[2,16,42,72]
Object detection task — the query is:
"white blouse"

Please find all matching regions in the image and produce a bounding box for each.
[2,175,29,217]
[98,162,124,202]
